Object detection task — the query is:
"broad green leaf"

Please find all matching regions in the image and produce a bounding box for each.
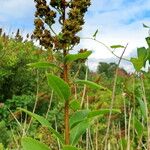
[63,145,80,150]
[110,45,124,49]
[65,51,92,64]
[137,47,147,60]
[75,80,109,91]
[19,108,64,143]
[134,117,144,137]
[70,109,120,145]
[19,108,50,126]
[130,58,143,71]
[70,109,120,129]
[70,119,90,146]
[70,100,80,111]
[27,62,61,70]
[70,110,90,129]
[131,47,148,71]
[87,109,121,118]
[143,23,150,28]
[137,98,147,119]
[22,137,50,150]
[47,74,71,102]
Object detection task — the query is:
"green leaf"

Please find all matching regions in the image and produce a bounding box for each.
[22,137,50,150]
[19,108,49,126]
[70,109,120,146]
[63,145,80,150]
[47,74,71,102]
[27,62,61,70]
[87,109,121,118]
[137,98,147,119]
[70,100,80,111]
[19,108,64,144]
[75,80,109,91]
[70,119,90,146]
[137,47,147,60]
[134,117,144,137]
[110,45,124,49]
[65,51,92,64]
[131,47,148,71]
[70,109,120,129]
[143,23,150,28]
[70,110,90,129]
[130,57,144,71]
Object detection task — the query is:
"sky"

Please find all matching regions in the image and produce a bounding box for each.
[0,0,150,72]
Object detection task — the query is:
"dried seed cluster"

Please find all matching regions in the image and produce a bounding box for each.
[62,0,91,46]
[33,0,91,50]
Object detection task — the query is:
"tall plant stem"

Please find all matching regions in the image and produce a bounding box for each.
[86,95,89,150]
[61,0,70,144]
[45,90,54,119]
[32,69,39,113]
[127,109,132,150]
[140,75,150,149]
[55,115,61,150]
[64,99,70,145]
[104,44,128,149]
[26,69,39,132]
[123,94,127,140]
[63,49,70,144]
[80,62,88,108]
[95,121,98,150]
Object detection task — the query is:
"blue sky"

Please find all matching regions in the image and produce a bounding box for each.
[0,0,150,71]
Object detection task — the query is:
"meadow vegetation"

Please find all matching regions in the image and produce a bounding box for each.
[1,0,150,150]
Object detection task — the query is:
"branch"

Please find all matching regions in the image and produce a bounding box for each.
[81,37,130,62]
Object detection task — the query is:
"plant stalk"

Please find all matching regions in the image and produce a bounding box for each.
[63,49,70,145]
[61,0,70,144]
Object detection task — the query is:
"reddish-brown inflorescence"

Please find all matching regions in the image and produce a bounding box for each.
[33,0,91,51]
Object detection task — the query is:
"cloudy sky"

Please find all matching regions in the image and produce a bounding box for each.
[0,0,150,71]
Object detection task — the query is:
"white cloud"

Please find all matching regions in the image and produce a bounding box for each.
[0,0,150,72]
[0,0,36,34]
[79,0,150,72]
[0,0,35,18]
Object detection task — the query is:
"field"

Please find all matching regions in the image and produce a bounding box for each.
[0,0,150,150]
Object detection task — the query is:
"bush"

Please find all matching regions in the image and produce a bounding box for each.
[0,121,11,148]
[0,32,41,102]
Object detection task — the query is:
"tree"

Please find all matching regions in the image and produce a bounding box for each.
[0,30,40,102]
[97,62,117,78]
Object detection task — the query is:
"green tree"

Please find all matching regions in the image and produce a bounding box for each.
[0,30,42,102]
[97,62,117,78]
